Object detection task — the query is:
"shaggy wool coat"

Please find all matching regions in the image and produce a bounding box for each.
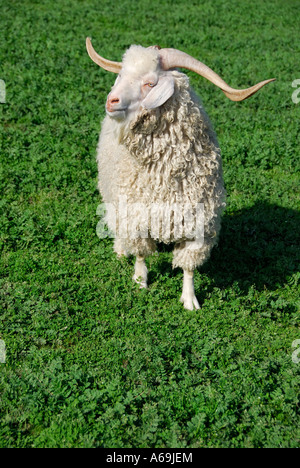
[97,70,226,272]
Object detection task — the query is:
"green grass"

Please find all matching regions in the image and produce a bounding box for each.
[0,0,299,448]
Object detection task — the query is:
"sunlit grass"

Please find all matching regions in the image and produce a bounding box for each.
[0,0,299,448]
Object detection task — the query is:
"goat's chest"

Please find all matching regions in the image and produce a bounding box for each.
[117,150,184,206]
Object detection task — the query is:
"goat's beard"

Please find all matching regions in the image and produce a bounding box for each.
[129,108,162,135]
[108,106,160,146]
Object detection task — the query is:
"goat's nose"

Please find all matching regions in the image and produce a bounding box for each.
[106,95,120,111]
[109,96,120,104]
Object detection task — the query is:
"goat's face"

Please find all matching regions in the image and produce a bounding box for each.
[105,46,175,122]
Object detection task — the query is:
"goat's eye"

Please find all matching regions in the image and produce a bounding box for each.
[145,82,155,88]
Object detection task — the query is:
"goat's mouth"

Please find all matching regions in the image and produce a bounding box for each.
[106,107,127,120]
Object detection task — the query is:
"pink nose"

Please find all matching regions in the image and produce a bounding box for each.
[106,95,120,112]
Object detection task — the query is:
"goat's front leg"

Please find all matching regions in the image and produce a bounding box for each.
[114,238,129,258]
[180,270,200,311]
[132,256,148,289]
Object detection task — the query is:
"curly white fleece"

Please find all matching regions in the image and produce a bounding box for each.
[97,51,226,271]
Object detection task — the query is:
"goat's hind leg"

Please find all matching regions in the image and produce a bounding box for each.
[128,238,156,289]
[114,239,148,288]
[133,256,148,289]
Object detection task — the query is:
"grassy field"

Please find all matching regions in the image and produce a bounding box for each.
[0,0,299,448]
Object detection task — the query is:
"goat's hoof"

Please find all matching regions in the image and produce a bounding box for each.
[132,275,148,289]
[180,294,200,311]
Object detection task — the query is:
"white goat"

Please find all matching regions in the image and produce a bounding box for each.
[87,38,274,310]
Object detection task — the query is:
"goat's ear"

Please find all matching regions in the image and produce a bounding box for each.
[142,75,175,110]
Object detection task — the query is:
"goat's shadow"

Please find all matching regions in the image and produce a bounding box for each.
[153,202,300,295]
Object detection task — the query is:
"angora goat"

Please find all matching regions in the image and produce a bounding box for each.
[86,39,274,310]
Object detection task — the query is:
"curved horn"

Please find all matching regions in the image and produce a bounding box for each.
[86,37,122,73]
[159,48,275,101]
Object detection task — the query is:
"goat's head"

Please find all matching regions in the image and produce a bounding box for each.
[86,38,275,122]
